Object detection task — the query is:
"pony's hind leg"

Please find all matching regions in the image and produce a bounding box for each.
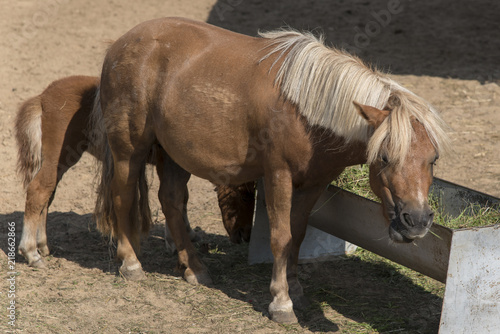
[158,151,212,285]
[153,146,199,255]
[167,189,201,253]
[111,153,151,281]
[162,187,198,255]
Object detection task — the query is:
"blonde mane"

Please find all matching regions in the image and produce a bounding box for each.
[259,29,450,166]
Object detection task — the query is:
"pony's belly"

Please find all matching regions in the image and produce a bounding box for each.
[156,121,263,185]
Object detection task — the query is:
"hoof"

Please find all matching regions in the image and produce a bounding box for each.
[269,300,298,324]
[38,245,50,257]
[20,249,46,268]
[119,263,147,281]
[292,295,311,311]
[184,268,213,286]
[271,310,298,324]
[30,258,47,269]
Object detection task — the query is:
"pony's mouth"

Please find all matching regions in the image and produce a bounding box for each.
[386,204,416,243]
[389,221,414,243]
[388,207,431,243]
[383,198,432,243]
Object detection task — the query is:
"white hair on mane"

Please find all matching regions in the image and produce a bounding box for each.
[259,29,450,166]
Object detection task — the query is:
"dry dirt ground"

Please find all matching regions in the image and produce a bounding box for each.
[1,0,499,333]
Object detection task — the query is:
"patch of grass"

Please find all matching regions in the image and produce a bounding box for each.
[333,165,378,202]
[433,201,500,229]
[334,164,499,229]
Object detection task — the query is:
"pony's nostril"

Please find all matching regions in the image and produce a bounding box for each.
[423,211,434,227]
[403,213,414,227]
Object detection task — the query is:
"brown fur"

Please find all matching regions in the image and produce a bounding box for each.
[216,182,255,244]
[93,17,449,323]
[16,75,99,267]
[15,75,253,267]
[15,96,43,189]
[91,97,151,251]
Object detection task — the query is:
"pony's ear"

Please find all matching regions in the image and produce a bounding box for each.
[353,101,390,129]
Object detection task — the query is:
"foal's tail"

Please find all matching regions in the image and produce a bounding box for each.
[91,87,152,239]
[15,95,43,189]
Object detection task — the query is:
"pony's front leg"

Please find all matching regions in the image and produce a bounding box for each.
[264,170,297,324]
[287,186,326,310]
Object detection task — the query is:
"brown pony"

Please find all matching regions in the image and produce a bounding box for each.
[93,18,450,323]
[15,75,254,268]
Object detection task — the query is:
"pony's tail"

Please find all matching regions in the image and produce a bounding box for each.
[15,95,43,189]
[91,87,152,241]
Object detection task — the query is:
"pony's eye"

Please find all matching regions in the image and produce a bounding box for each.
[431,155,439,165]
[380,155,389,164]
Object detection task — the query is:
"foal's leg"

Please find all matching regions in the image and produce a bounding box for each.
[19,166,58,268]
[18,147,79,267]
[35,148,86,258]
[36,191,55,258]
[287,186,326,310]
[158,152,212,285]
[264,170,297,323]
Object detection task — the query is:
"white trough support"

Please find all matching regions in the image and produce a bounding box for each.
[248,177,500,331]
[439,225,500,333]
[248,181,358,265]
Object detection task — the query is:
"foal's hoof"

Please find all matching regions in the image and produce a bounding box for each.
[184,268,213,286]
[38,245,50,257]
[270,310,298,324]
[119,264,147,281]
[30,258,47,269]
[20,249,46,269]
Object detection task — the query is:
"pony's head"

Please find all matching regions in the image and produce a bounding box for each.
[259,29,450,242]
[354,91,449,243]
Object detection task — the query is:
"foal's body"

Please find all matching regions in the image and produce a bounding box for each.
[95,18,448,323]
[16,76,99,267]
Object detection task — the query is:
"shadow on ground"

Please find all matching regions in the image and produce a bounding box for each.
[206,0,500,82]
[1,211,442,333]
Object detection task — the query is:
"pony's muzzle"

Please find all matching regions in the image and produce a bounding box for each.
[390,206,434,242]
[401,208,434,228]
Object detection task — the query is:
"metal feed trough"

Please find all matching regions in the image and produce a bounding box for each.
[248,178,500,333]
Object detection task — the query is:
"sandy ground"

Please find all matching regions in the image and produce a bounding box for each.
[1,0,499,333]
